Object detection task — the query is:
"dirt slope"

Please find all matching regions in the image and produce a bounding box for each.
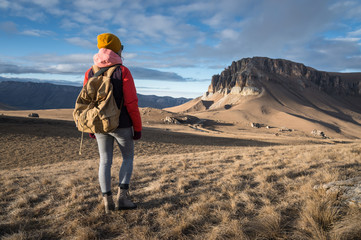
[166,81,361,139]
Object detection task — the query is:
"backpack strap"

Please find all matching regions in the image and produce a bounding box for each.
[94,67,110,77]
[107,65,124,109]
[105,64,121,77]
[91,64,122,78]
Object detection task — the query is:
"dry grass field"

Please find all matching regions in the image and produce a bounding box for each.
[0,112,361,240]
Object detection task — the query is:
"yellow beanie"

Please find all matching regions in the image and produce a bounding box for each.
[97,33,122,53]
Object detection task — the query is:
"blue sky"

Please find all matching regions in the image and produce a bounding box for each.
[1,0,361,98]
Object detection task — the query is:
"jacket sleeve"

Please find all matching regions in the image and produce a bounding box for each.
[83,68,92,86]
[122,66,142,132]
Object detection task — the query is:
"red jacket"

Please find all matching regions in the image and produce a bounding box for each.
[83,65,142,132]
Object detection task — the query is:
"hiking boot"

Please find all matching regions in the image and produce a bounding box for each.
[102,195,115,214]
[115,187,137,210]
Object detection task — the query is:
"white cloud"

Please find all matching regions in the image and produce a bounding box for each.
[65,37,95,48]
[348,28,361,37]
[0,0,9,9]
[80,25,108,35]
[21,29,54,37]
[68,0,126,26]
[26,53,93,64]
[47,64,82,73]
[122,14,186,45]
[73,0,123,13]
[286,37,361,71]
[171,2,211,16]
[188,0,350,66]
[332,1,361,20]
[71,14,92,25]
[123,52,137,59]
[0,62,44,74]
[220,29,239,40]
[2,0,361,84]
[2,1,46,21]
[331,37,360,42]
[203,14,224,28]
[0,54,194,82]
[60,19,79,30]
[130,67,190,81]
[191,0,252,29]
[31,0,59,9]
[113,11,200,47]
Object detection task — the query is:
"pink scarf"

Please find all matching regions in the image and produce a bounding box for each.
[93,48,123,67]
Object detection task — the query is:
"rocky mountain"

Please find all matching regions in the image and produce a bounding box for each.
[0,81,191,110]
[166,57,361,139]
[207,57,361,97]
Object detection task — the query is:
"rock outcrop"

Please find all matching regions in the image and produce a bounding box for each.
[205,57,361,97]
[315,177,361,207]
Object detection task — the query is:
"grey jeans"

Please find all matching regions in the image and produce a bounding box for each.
[95,127,134,194]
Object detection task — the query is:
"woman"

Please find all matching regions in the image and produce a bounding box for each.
[83,33,142,213]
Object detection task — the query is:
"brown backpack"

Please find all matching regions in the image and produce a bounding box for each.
[73,65,121,134]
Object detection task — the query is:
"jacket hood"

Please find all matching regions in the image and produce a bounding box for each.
[93,48,123,68]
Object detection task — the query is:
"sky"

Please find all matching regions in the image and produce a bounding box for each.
[1,0,361,98]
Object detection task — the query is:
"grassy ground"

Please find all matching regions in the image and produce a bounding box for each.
[0,116,360,239]
[0,115,285,170]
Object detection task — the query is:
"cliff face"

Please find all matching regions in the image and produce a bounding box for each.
[207,57,361,96]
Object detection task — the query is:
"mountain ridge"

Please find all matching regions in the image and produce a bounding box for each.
[166,57,361,139]
[0,81,191,110]
[207,57,361,97]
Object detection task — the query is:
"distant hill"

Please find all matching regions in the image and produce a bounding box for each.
[0,102,17,110]
[166,57,361,139]
[0,81,191,110]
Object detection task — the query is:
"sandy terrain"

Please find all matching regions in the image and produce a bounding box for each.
[166,82,361,140]
[0,111,318,170]
[0,109,360,239]
[0,108,349,170]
